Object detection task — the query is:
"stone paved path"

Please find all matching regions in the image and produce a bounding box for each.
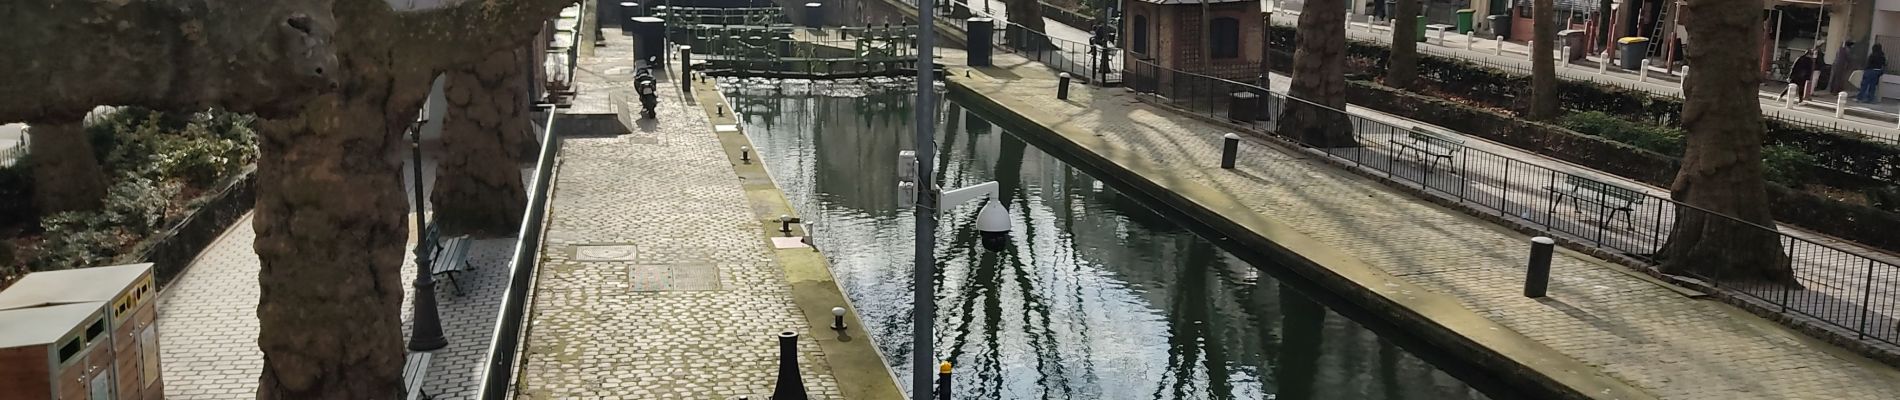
[512,28,843,399]
[952,50,1900,399]
[157,211,519,399]
[1267,11,1900,144]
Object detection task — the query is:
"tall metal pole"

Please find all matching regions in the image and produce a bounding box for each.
[408,122,448,351]
[911,0,939,396]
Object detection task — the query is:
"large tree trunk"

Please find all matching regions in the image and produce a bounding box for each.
[253,66,430,400]
[1529,0,1559,120]
[1659,0,1793,285]
[29,121,108,214]
[1279,0,1358,148]
[1002,0,1052,50]
[1387,0,1421,89]
[432,45,534,237]
[1596,0,1615,51]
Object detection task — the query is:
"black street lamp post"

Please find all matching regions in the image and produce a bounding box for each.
[408,122,449,352]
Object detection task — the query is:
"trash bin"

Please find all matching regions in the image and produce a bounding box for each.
[1617,37,1650,70]
[1559,30,1585,60]
[1229,92,1259,122]
[1415,15,1428,42]
[1456,9,1475,34]
[1488,14,1510,39]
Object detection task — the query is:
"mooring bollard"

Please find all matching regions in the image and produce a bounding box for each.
[1494,36,1503,54]
[779,215,794,234]
[1220,133,1240,169]
[1524,237,1555,298]
[718,104,727,116]
[1638,59,1650,82]
[1057,72,1072,100]
[936,361,953,400]
[678,45,693,84]
[740,145,751,164]
[830,307,847,330]
[772,331,809,400]
[1838,92,1850,118]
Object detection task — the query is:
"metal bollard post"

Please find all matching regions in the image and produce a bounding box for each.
[1598,51,1608,75]
[1466,33,1474,50]
[1220,133,1240,169]
[830,307,847,330]
[1057,72,1072,100]
[1786,84,1799,109]
[1559,46,1569,68]
[936,362,953,400]
[771,331,809,400]
[779,215,794,234]
[1639,59,1650,82]
[1494,36,1503,54]
[679,45,693,84]
[1838,92,1850,118]
[1524,237,1555,298]
[1438,29,1446,46]
[740,146,751,164]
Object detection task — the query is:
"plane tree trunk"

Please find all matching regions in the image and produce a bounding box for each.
[1659,0,1794,285]
[1529,0,1559,120]
[27,121,108,215]
[1387,0,1421,89]
[432,45,534,237]
[1279,0,1358,148]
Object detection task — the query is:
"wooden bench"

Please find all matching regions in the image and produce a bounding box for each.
[1390,126,1465,172]
[1544,174,1646,229]
[402,351,434,400]
[422,222,475,296]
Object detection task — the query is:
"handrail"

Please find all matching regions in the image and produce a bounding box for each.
[475,108,562,400]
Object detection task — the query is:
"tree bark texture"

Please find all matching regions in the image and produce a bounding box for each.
[1660,0,1793,285]
[432,46,533,238]
[249,1,570,398]
[1529,0,1559,120]
[0,0,341,121]
[1280,0,1359,148]
[28,122,108,215]
[1387,0,1421,89]
[1003,0,1052,49]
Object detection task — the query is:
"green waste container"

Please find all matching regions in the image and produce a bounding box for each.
[1455,9,1475,34]
[1416,15,1427,42]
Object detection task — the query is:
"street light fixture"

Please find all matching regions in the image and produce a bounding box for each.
[408,77,449,352]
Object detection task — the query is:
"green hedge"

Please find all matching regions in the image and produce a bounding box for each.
[1267,25,1900,189]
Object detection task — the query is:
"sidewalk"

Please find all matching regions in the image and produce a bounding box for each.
[511,28,852,398]
[951,49,1900,399]
[1270,11,1900,145]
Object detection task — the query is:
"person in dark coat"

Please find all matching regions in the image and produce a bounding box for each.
[1859,44,1888,103]
[1780,48,1818,103]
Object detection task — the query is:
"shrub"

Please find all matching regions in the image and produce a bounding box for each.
[29,212,126,271]
[0,163,33,229]
[1557,111,1685,156]
[1764,145,1818,187]
[1865,185,1900,213]
[102,176,178,234]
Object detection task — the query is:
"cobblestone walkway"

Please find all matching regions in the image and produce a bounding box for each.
[158,210,518,399]
[953,51,1900,399]
[513,29,842,399]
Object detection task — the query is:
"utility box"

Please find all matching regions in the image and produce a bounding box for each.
[631,16,667,66]
[0,263,163,400]
[968,17,995,67]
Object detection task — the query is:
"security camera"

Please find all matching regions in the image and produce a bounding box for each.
[976,198,1010,252]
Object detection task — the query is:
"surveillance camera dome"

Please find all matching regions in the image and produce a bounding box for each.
[976,198,1010,252]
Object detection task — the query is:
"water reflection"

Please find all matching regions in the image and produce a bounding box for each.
[724,78,1491,400]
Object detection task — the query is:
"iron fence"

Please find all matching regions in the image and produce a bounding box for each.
[928,0,1117,83]
[477,108,562,400]
[1126,58,1900,347]
[0,135,24,168]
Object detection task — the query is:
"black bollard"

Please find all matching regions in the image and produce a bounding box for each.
[618,2,641,31]
[830,307,847,330]
[1057,72,1072,100]
[779,215,794,235]
[1220,133,1240,169]
[772,331,809,400]
[678,45,693,83]
[936,361,953,400]
[740,145,750,164]
[1524,237,1555,298]
[804,3,824,28]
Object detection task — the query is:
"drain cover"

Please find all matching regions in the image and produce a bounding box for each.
[629,264,719,291]
[574,244,639,262]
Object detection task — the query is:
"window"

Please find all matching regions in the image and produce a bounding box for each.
[1132,15,1149,54]
[1211,17,1240,59]
[58,337,82,364]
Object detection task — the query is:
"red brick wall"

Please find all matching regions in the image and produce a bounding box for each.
[1122,1,1263,82]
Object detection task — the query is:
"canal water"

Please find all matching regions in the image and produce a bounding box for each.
[722,79,1501,400]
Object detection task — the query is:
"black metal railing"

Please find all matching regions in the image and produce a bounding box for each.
[1126,58,1900,346]
[927,0,1117,83]
[477,109,563,400]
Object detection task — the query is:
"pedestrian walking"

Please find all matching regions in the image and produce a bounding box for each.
[1858,44,1887,103]
[1830,40,1856,93]
[1780,48,1818,103]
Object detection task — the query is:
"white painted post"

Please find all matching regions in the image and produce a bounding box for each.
[1838,92,1850,118]
[1367,15,1375,31]
[1560,45,1569,68]
[1598,50,1609,75]
[1495,36,1504,54]
[1466,33,1475,50]
[1786,84,1798,109]
[1895,112,1900,129]
[1438,29,1446,46]
[1639,59,1650,82]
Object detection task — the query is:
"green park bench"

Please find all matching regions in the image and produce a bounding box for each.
[1544,174,1647,230]
[1391,126,1465,172]
[421,221,474,296]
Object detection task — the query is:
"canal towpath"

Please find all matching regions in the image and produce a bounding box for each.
[511,25,900,399]
[945,49,1900,399]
